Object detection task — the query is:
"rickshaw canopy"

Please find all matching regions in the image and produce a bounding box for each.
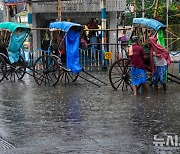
[0,22,30,63]
[49,21,82,32]
[0,22,30,32]
[133,18,166,31]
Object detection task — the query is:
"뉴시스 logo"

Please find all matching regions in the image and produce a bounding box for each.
[153,135,180,147]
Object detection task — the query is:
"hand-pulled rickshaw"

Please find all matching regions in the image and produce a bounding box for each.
[0,22,30,82]
[33,21,107,87]
[108,17,177,91]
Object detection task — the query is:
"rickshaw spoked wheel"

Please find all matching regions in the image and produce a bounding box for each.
[52,55,79,85]
[6,55,26,81]
[0,55,7,82]
[109,58,132,91]
[33,55,61,86]
[58,69,79,85]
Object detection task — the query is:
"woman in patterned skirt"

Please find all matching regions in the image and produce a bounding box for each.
[129,36,148,96]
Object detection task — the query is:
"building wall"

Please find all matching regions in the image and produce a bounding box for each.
[32,0,126,13]
[31,0,126,49]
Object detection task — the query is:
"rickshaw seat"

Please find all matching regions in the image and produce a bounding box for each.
[0,43,8,56]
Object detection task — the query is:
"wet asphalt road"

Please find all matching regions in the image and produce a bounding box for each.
[0,69,180,154]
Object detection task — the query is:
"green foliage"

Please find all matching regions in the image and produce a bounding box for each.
[157,3,179,24]
[125,0,180,25]
[125,12,133,26]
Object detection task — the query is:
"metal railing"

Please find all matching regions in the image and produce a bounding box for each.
[79,43,128,70]
[23,43,127,70]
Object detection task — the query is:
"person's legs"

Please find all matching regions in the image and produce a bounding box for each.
[130,66,137,95]
[138,69,148,94]
[91,46,96,62]
[137,84,141,91]
[130,67,147,95]
[152,66,159,93]
[132,85,137,96]
[154,84,158,93]
[159,65,168,91]
[162,83,167,91]
[142,83,149,94]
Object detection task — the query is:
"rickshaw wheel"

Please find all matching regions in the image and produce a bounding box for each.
[109,58,132,91]
[6,56,26,81]
[33,55,61,86]
[0,55,7,82]
[59,70,79,84]
[52,55,79,84]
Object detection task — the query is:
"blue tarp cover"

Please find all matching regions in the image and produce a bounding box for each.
[49,21,82,32]
[133,18,166,31]
[8,31,27,63]
[66,30,82,74]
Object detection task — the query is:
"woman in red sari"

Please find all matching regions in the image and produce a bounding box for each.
[149,36,171,92]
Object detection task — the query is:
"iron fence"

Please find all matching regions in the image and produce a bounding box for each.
[24,43,128,71]
[79,43,128,70]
